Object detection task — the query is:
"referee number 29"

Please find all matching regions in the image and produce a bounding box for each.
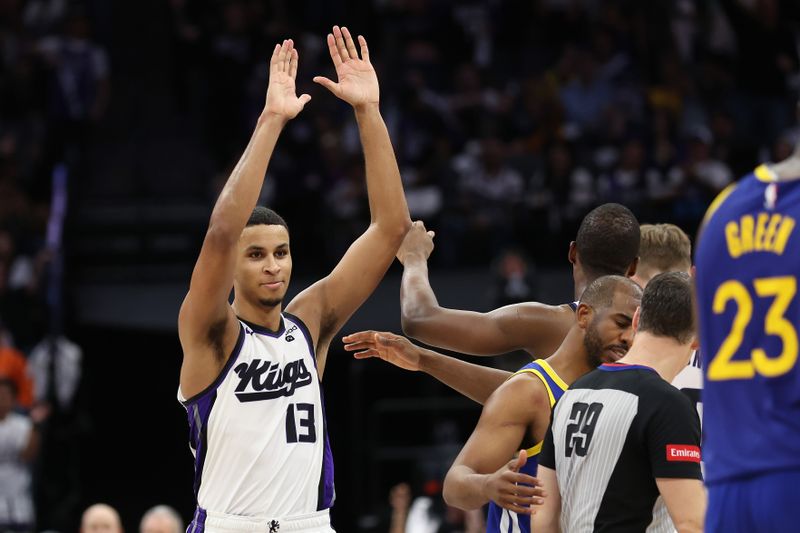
[709,276,798,380]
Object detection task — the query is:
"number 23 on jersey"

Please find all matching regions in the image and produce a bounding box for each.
[708,275,798,380]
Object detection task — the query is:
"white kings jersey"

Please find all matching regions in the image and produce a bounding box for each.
[671,350,702,422]
[178,313,335,521]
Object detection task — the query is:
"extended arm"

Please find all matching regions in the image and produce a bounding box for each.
[656,478,706,533]
[403,267,572,356]
[443,375,549,512]
[343,331,512,404]
[396,223,572,356]
[287,27,411,374]
[178,40,310,397]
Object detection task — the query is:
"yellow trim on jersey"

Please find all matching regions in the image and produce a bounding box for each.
[754,164,776,183]
[702,182,739,225]
[515,368,555,405]
[526,441,543,457]
[536,359,569,391]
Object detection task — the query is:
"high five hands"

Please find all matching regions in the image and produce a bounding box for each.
[262,26,377,123]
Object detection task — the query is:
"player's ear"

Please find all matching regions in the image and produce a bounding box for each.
[690,334,699,351]
[568,241,577,265]
[576,303,593,329]
[632,306,641,333]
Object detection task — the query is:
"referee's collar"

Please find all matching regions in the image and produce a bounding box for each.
[598,362,657,373]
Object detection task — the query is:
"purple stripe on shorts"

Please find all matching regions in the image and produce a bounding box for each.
[186,507,206,533]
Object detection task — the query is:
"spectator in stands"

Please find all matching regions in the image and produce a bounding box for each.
[0,378,38,532]
[80,503,123,533]
[139,505,183,533]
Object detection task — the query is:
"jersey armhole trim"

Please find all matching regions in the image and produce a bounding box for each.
[702,182,739,225]
[181,323,245,406]
[526,441,543,457]
[283,311,317,364]
[514,368,556,406]
[537,359,569,390]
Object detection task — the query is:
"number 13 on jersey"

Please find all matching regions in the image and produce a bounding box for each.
[708,275,798,380]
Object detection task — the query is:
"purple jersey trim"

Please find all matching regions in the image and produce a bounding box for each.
[182,324,246,406]
[186,507,206,533]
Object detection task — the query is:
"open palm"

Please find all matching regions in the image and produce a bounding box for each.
[263,39,311,121]
[314,26,379,108]
[343,331,420,371]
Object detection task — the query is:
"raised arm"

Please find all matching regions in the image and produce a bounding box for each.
[443,375,548,512]
[287,27,411,374]
[343,330,511,404]
[398,225,573,357]
[178,40,310,398]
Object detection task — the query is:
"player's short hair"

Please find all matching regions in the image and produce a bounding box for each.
[576,204,640,277]
[579,275,643,310]
[638,272,695,344]
[639,224,691,274]
[246,206,288,230]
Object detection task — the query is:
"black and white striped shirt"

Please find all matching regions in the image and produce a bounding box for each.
[539,363,702,533]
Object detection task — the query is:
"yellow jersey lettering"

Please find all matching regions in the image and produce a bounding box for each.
[754,213,769,251]
[763,214,782,250]
[725,222,741,258]
[724,213,795,257]
[773,216,795,255]
[740,215,754,254]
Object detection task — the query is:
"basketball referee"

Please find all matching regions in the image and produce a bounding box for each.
[534,272,705,533]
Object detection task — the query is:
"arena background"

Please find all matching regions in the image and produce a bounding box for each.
[1,0,799,531]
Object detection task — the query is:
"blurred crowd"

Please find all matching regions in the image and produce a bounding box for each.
[0,2,104,529]
[167,0,800,267]
[1,0,800,531]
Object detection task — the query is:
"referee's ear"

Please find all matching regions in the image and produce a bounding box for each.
[632,306,641,334]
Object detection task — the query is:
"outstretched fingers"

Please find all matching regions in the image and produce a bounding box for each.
[341,26,359,59]
[357,35,370,63]
[270,43,280,73]
[332,26,349,63]
[289,48,298,79]
[325,33,342,67]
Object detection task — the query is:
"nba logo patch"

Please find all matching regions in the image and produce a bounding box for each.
[765,183,778,210]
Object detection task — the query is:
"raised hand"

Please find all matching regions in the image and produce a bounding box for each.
[481,450,546,515]
[396,220,435,265]
[263,39,311,122]
[342,331,421,371]
[313,26,379,109]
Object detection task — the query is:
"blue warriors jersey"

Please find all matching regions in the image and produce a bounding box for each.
[696,165,800,484]
[487,359,568,533]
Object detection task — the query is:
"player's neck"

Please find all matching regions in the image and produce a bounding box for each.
[616,332,693,382]
[546,327,593,384]
[231,298,283,331]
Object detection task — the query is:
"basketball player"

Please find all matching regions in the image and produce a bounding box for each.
[399,204,640,358]
[353,218,699,408]
[695,154,800,531]
[345,276,642,533]
[178,29,411,532]
[535,272,704,533]
[634,224,702,418]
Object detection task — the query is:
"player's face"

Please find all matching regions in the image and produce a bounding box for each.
[583,289,639,366]
[234,224,292,308]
